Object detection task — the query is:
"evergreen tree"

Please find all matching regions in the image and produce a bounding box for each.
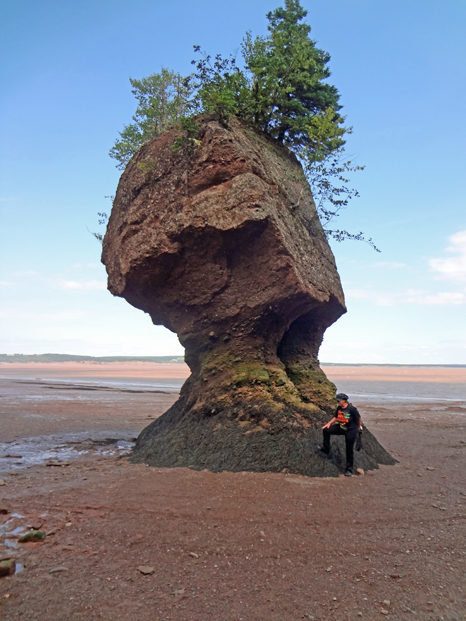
[242,0,346,156]
[106,1,378,250]
[110,68,190,169]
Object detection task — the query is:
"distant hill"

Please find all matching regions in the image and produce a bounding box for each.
[0,354,185,364]
[321,362,466,368]
[0,354,463,367]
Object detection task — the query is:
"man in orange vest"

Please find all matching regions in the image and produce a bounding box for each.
[321,393,362,477]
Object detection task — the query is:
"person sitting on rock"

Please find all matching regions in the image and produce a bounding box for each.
[321,393,362,477]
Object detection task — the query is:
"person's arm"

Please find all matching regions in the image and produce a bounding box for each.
[322,416,337,430]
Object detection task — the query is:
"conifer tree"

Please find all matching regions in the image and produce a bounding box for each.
[241,0,346,157]
[110,69,190,169]
[106,0,378,250]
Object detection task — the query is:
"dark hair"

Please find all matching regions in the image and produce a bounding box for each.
[336,393,349,401]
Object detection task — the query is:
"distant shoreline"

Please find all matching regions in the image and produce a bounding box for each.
[0,354,464,367]
[0,354,185,364]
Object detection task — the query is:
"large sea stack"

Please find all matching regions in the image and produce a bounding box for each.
[102,116,395,476]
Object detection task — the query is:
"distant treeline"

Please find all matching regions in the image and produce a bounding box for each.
[321,362,466,368]
[0,354,185,364]
[0,354,463,367]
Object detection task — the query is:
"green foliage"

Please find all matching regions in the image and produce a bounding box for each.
[244,2,345,154]
[138,158,158,173]
[168,117,202,197]
[170,116,201,152]
[107,0,377,249]
[89,201,110,243]
[190,49,250,123]
[109,68,190,169]
[190,0,346,156]
[305,151,380,251]
[90,211,108,241]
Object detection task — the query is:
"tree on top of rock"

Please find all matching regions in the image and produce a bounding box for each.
[111,1,347,167]
[110,68,190,170]
[242,0,346,155]
[107,0,379,251]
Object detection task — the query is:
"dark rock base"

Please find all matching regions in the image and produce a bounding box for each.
[130,398,396,477]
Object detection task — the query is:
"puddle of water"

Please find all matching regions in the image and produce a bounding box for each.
[7,526,27,537]
[0,433,135,471]
[1,520,26,552]
[11,513,25,519]
[15,562,24,573]
[3,539,20,550]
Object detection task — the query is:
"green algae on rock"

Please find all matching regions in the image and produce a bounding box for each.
[0,559,16,577]
[18,530,46,543]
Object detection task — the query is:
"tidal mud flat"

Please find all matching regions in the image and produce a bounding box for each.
[0,363,465,620]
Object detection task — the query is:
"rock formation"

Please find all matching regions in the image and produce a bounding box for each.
[102,115,395,476]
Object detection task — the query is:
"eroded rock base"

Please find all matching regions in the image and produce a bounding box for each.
[131,397,396,477]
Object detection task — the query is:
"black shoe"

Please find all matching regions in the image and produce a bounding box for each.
[344,469,353,477]
[316,447,330,459]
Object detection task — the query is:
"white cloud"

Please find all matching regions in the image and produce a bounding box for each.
[0,281,14,286]
[346,288,466,306]
[429,229,466,282]
[405,290,466,305]
[58,280,106,291]
[345,289,398,306]
[6,269,107,292]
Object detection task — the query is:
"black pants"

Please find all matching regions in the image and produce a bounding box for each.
[322,424,357,471]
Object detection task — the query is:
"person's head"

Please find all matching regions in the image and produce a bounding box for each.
[336,392,349,408]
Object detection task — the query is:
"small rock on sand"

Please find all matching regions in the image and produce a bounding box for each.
[19,530,46,543]
[357,468,365,475]
[137,565,155,575]
[0,506,9,515]
[0,480,6,486]
[50,567,68,574]
[0,560,16,577]
[28,523,43,531]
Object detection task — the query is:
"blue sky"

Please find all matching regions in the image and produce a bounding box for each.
[1,0,465,364]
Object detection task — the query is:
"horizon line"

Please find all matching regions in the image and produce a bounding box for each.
[0,354,465,368]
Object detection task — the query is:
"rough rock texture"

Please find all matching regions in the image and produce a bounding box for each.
[102,115,395,476]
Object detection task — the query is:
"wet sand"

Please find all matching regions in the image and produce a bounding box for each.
[0,361,191,380]
[2,361,466,382]
[324,365,466,383]
[0,364,465,620]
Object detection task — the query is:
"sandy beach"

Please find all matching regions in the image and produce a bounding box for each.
[0,363,465,620]
[3,361,466,382]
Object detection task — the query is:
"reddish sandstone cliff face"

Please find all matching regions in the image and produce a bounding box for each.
[102,116,394,476]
